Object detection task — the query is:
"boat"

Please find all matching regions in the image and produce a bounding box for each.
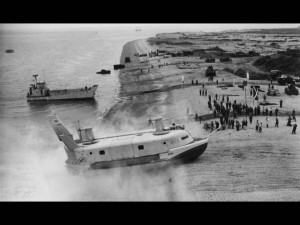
[49,114,208,169]
[27,74,98,101]
[5,49,14,53]
[96,69,111,74]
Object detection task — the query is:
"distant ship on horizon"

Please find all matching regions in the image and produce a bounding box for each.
[26,74,98,101]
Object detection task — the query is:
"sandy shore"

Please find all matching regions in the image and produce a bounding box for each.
[100,38,300,201]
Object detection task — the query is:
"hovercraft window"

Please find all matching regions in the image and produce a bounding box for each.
[99,150,105,155]
[181,135,189,140]
[138,145,144,150]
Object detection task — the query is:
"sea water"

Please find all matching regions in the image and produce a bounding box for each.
[0,25,197,201]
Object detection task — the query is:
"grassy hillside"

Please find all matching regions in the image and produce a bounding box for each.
[254,54,300,76]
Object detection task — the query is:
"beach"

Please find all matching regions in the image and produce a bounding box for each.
[100,37,300,201]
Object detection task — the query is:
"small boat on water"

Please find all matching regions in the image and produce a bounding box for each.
[5,49,14,53]
[49,114,208,170]
[96,69,111,74]
[27,74,98,101]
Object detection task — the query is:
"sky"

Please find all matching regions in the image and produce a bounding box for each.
[1,23,300,33]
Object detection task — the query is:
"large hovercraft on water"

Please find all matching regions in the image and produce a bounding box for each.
[49,114,208,169]
[27,74,98,101]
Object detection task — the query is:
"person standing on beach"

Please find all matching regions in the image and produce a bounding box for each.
[259,122,263,133]
[236,120,240,131]
[266,117,269,128]
[275,117,279,127]
[280,99,283,108]
[211,121,214,132]
[249,114,253,124]
[202,82,204,88]
[287,116,292,126]
[292,123,297,134]
[205,122,209,131]
[275,108,279,117]
[292,109,296,121]
[256,120,259,131]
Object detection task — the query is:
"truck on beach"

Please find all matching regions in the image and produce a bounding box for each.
[49,114,209,170]
[26,75,98,101]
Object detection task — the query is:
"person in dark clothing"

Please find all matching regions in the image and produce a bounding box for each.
[287,116,292,126]
[205,122,209,131]
[292,109,296,121]
[280,99,283,108]
[194,113,199,121]
[292,123,297,134]
[259,122,263,133]
[192,80,194,85]
[275,117,279,127]
[275,108,279,117]
[264,95,266,101]
[236,120,240,131]
[215,121,219,129]
[256,120,259,131]
[208,94,211,101]
[249,115,253,124]
[199,116,202,124]
[200,89,202,96]
[213,109,216,118]
[211,121,214,132]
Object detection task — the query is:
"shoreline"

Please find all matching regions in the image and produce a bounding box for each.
[98,36,300,201]
[102,38,300,127]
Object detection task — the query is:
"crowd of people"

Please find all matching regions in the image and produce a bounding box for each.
[193,85,298,135]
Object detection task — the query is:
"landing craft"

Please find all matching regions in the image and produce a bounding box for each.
[49,114,208,169]
[27,75,98,101]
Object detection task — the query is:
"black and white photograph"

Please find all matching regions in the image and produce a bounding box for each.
[1,23,300,201]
